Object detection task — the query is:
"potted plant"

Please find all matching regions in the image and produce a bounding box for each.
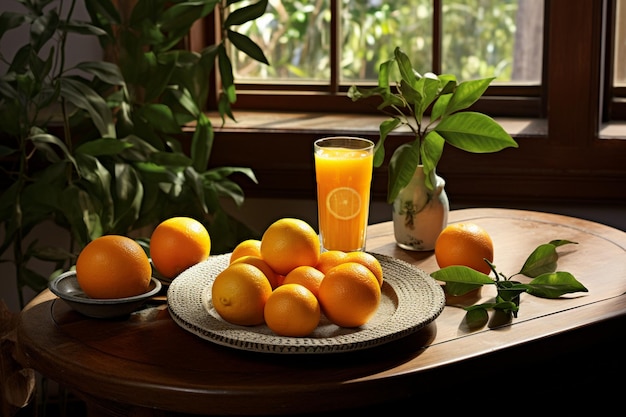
[348,47,518,251]
[0,0,269,308]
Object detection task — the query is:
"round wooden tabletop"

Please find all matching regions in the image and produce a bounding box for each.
[15,208,626,416]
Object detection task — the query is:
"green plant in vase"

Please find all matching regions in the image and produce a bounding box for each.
[348,46,518,250]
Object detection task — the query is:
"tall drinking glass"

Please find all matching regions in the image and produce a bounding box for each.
[314,136,374,252]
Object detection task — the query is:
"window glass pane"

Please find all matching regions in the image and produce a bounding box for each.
[231,0,543,85]
[231,0,330,82]
[615,0,626,86]
[341,0,433,82]
[442,0,543,83]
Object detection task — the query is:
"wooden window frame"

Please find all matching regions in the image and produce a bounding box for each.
[189,0,626,208]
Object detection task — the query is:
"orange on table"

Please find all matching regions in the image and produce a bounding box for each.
[150,217,211,279]
[315,250,349,274]
[318,262,381,328]
[344,251,383,287]
[231,255,280,289]
[230,239,262,264]
[260,218,320,276]
[75,235,152,299]
[315,141,373,251]
[434,222,494,275]
[282,265,325,298]
[211,262,272,326]
[264,283,320,337]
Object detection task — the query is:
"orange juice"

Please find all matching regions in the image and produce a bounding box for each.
[314,137,374,251]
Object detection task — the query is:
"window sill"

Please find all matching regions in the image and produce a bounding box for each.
[198,111,625,206]
[204,111,548,138]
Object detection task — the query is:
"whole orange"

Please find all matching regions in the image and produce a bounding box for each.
[282,265,325,298]
[264,283,320,337]
[75,235,152,299]
[318,262,381,328]
[260,218,320,276]
[231,255,280,289]
[211,262,272,326]
[315,250,349,274]
[230,239,262,264]
[344,251,384,287]
[150,217,211,279]
[434,222,494,275]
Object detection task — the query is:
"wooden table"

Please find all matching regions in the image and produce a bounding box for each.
[15,208,626,416]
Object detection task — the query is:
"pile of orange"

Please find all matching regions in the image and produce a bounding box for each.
[211,218,383,337]
[75,216,212,299]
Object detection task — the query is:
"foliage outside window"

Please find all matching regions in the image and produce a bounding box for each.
[230,0,543,86]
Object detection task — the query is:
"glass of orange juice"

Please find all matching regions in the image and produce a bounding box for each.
[314,136,374,252]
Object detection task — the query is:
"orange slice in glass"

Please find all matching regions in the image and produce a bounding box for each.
[326,187,361,220]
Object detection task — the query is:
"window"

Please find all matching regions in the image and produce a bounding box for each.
[195,1,625,209]
[607,0,626,120]
[221,0,544,116]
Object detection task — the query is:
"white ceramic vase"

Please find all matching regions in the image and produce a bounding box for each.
[392,166,449,251]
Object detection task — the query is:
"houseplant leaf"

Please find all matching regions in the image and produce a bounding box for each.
[227,30,269,65]
[224,0,268,27]
[443,77,494,116]
[387,143,420,204]
[434,112,518,153]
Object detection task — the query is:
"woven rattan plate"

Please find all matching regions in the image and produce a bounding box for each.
[167,252,445,354]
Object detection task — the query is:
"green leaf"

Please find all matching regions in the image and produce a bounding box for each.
[75,61,124,85]
[60,184,104,246]
[62,20,108,37]
[496,281,529,302]
[420,131,445,189]
[430,93,451,122]
[373,118,400,167]
[138,104,182,134]
[150,151,192,167]
[190,113,214,173]
[160,1,219,33]
[431,265,495,295]
[464,306,489,329]
[526,272,588,298]
[218,46,236,104]
[59,78,116,138]
[444,77,494,116]
[414,74,441,122]
[438,74,457,93]
[30,132,78,168]
[227,30,269,65]
[377,59,393,91]
[112,162,143,233]
[204,166,258,183]
[387,143,420,204]
[84,0,121,28]
[549,239,578,247]
[75,138,134,156]
[518,243,558,277]
[393,47,418,87]
[0,12,27,39]
[491,300,519,314]
[434,112,518,153]
[30,9,59,52]
[224,0,268,27]
[138,52,165,100]
[444,281,483,296]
